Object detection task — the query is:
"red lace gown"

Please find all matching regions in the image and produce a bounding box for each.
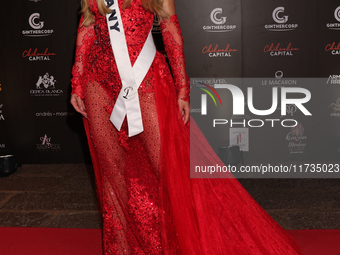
[71,0,306,254]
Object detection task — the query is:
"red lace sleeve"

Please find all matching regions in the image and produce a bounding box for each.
[160,15,190,102]
[71,15,95,99]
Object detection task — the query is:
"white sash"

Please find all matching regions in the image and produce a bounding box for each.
[105,0,156,137]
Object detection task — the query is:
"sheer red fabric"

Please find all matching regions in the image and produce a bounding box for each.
[71,0,305,254]
[160,15,190,102]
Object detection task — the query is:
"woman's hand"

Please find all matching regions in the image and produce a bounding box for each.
[70,94,87,119]
[178,99,190,125]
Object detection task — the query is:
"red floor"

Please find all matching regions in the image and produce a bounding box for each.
[0,227,339,255]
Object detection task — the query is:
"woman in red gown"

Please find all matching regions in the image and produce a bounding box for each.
[70,0,306,254]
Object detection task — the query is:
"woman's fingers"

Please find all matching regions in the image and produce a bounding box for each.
[183,103,190,124]
[178,99,190,125]
[70,94,88,119]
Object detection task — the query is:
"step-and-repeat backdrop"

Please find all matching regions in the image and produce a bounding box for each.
[0,0,339,164]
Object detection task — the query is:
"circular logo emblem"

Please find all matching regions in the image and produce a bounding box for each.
[272,7,288,24]
[29,13,44,29]
[210,8,227,25]
[334,6,340,22]
[275,70,284,79]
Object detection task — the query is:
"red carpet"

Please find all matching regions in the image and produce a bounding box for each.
[0,227,339,255]
[0,227,102,255]
[287,230,340,255]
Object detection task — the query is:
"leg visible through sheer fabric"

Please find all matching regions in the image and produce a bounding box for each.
[84,81,164,254]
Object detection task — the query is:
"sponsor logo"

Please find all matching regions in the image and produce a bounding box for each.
[285,105,297,116]
[203,8,236,32]
[325,42,340,55]
[262,71,298,86]
[22,13,53,37]
[202,44,238,57]
[275,70,284,79]
[335,6,340,22]
[265,7,298,31]
[0,104,4,121]
[29,13,44,29]
[286,123,307,153]
[190,108,201,113]
[36,73,56,89]
[35,111,76,117]
[264,43,299,56]
[192,78,229,86]
[30,73,63,96]
[229,128,249,151]
[22,48,56,61]
[327,75,340,84]
[36,134,61,152]
[326,6,340,30]
[329,98,340,117]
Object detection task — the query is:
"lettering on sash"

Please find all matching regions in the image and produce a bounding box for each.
[123,87,133,99]
[107,0,120,32]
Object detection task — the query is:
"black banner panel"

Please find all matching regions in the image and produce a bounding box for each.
[0,0,90,163]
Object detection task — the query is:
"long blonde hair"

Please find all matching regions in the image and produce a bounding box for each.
[81,0,168,26]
